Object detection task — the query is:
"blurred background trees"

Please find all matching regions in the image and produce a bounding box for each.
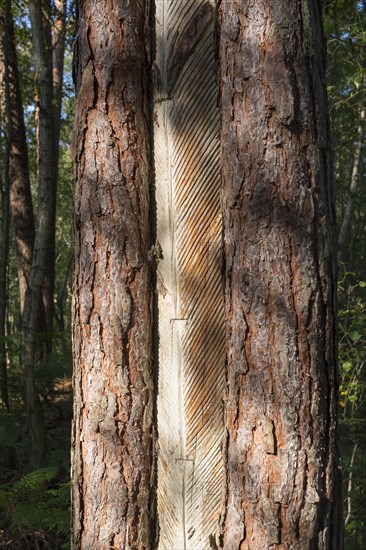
[0,0,73,547]
[324,1,366,547]
[0,0,365,548]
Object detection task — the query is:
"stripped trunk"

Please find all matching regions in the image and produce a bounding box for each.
[0,0,35,316]
[219,1,342,548]
[71,1,154,548]
[154,1,225,548]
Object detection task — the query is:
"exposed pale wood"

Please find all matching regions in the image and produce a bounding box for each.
[154,1,225,548]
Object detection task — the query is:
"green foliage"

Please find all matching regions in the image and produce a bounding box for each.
[323,4,366,539]
[338,272,366,547]
[0,333,72,547]
[0,466,70,538]
[324,0,366,277]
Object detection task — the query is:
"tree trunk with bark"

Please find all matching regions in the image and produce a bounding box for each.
[0,0,35,316]
[52,0,66,161]
[337,104,365,264]
[21,0,58,468]
[71,1,154,548]
[29,0,58,343]
[0,1,11,410]
[219,0,343,548]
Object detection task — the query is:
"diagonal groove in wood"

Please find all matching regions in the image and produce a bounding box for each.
[154,1,224,549]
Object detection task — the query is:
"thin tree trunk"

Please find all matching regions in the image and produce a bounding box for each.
[337,105,365,263]
[0,1,11,410]
[40,0,67,340]
[0,0,35,317]
[219,1,342,548]
[345,441,358,526]
[52,0,66,158]
[0,161,9,409]
[0,148,9,410]
[71,1,154,548]
[21,0,58,468]
[30,0,58,344]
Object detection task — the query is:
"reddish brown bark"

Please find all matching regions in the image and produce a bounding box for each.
[219,1,342,548]
[71,1,154,548]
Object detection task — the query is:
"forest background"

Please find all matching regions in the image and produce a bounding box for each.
[0,0,365,548]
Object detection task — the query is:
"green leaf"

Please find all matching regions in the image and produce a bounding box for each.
[342,361,352,372]
[358,281,366,288]
[349,330,361,342]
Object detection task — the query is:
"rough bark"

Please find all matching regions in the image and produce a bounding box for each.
[0,0,35,316]
[71,1,154,548]
[219,1,342,548]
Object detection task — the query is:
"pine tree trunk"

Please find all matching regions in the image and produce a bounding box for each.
[219,1,343,548]
[0,0,35,317]
[337,105,365,263]
[71,1,154,548]
[21,0,58,468]
[52,0,66,160]
[0,1,11,410]
[29,0,57,344]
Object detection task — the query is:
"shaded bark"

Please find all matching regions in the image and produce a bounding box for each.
[71,1,154,548]
[0,0,35,316]
[219,0,342,548]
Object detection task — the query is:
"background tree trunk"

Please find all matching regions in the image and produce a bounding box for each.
[338,104,365,263]
[29,0,57,344]
[0,0,35,317]
[219,0,343,548]
[71,1,154,548]
[21,0,58,468]
[0,0,12,410]
[52,0,66,161]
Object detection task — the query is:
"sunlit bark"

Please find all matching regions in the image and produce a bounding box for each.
[71,1,154,547]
